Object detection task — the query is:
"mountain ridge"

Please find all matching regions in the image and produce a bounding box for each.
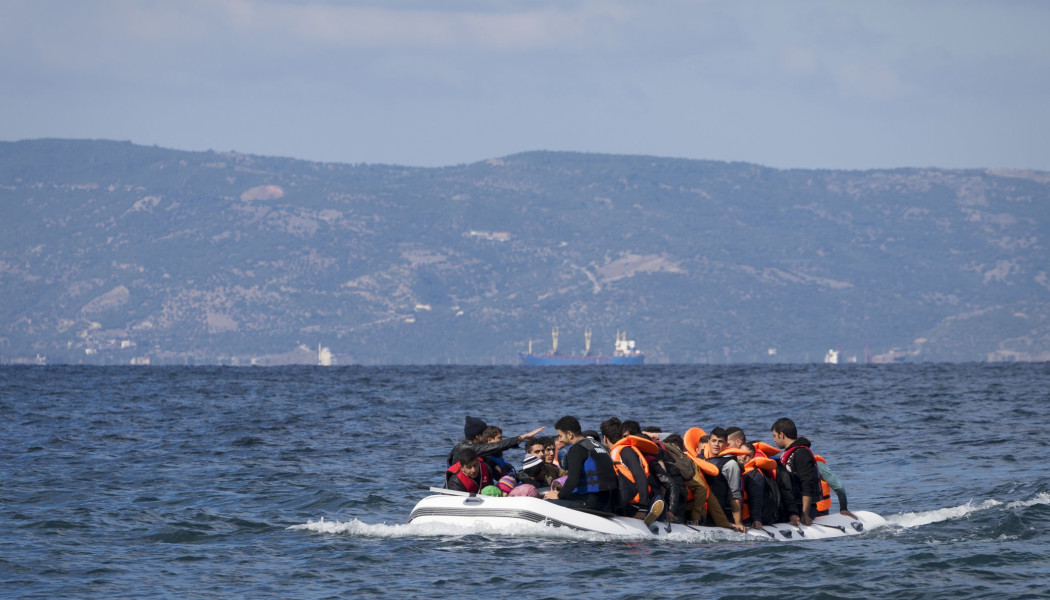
[2,138,1047,364]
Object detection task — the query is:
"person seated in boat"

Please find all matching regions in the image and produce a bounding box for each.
[758,433,855,521]
[446,415,545,467]
[736,442,781,530]
[525,438,543,457]
[543,416,617,513]
[542,437,560,468]
[550,476,566,494]
[658,432,702,523]
[692,433,710,457]
[445,447,492,494]
[703,427,748,531]
[521,452,564,488]
[509,483,540,498]
[641,425,667,441]
[601,417,664,525]
[812,451,858,520]
[676,426,743,529]
[726,427,746,450]
[663,433,734,529]
[521,442,565,486]
[623,420,684,524]
[479,425,515,479]
[770,417,822,526]
[496,475,518,496]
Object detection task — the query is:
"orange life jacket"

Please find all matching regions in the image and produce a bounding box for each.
[753,441,780,458]
[813,455,833,513]
[610,435,656,504]
[682,427,719,477]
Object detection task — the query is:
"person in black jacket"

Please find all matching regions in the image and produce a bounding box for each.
[544,416,617,512]
[771,417,821,526]
[601,418,646,514]
[446,415,544,466]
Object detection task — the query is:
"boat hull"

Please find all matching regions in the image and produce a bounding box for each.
[408,494,885,540]
[519,353,645,366]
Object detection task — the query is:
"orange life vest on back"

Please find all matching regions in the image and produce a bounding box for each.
[740,455,778,521]
[610,435,656,504]
[813,455,833,513]
[753,441,780,458]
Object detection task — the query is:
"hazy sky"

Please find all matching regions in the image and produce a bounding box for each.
[3,0,1048,170]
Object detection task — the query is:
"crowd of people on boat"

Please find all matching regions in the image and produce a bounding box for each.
[444,414,857,530]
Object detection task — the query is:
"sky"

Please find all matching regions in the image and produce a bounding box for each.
[2,0,1049,170]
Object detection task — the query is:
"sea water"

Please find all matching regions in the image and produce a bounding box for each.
[2,364,1048,599]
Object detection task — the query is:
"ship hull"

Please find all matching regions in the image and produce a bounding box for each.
[519,353,645,366]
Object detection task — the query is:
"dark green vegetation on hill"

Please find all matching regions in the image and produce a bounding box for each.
[1,139,1047,364]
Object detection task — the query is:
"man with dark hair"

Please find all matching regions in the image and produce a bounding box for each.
[704,427,746,531]
[544,416,617,513]
[771,417,821,526]
[725,427,746,449]
[445,447,491,493]
[602,417,645,513]
[526,438,545,459]
[447,415,545,466]
[626,421,684,524]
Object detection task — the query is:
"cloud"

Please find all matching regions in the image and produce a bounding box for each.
[2,1,1049,170]
[10,0,634,55]
[833,60,908,100]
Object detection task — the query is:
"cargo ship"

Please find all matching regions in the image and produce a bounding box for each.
[519,327,645,366]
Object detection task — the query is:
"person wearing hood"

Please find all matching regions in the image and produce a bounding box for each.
[770,417,821,526]
[447,415,545,467]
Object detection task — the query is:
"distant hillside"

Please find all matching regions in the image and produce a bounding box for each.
[1,139,1048,364]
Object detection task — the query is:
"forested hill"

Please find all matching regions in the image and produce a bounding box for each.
[2,138,1048,364]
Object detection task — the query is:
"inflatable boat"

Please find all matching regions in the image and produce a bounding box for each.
[409,489,886,540]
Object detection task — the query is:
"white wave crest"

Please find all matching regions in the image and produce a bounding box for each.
[885,491,1050,530]
[1006,491,1050,509]
[887,499,1002,528]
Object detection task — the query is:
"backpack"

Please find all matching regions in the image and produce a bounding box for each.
[757,469,782,524]
[663,443,696,480]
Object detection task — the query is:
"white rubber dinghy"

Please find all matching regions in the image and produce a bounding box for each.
[409,492,886,540]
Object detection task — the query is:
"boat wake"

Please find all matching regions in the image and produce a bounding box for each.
[885,491,1050,529]
[290,492,1050,542]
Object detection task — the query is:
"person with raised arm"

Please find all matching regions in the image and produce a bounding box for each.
[446,415,544,466]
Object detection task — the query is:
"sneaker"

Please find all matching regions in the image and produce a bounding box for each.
[643,499,665,527]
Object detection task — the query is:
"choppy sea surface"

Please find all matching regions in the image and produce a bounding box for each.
[2,364,1049,599]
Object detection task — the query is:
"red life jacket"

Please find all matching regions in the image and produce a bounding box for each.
[446,459,491,493]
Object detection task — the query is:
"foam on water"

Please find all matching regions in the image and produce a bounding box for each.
[1006,491,1050,510]
[289,516,736,543]
[302,493,1050,545]
[886,491,1050,529]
